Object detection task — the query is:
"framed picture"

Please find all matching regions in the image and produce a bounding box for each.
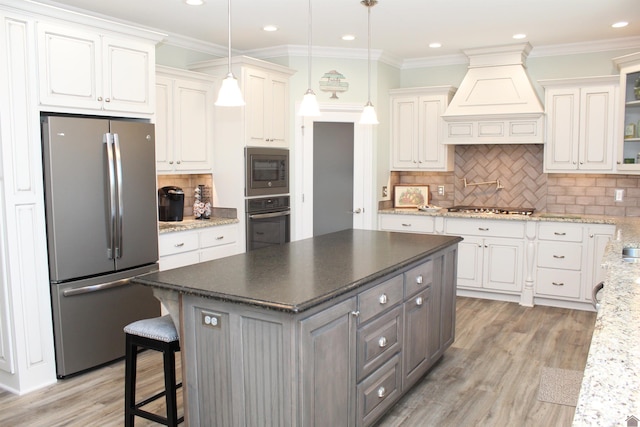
[394,185,429,208]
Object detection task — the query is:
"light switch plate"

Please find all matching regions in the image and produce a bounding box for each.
[437,185,445,196]
[615,189,624,202]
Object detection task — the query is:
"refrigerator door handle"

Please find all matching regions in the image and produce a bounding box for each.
[113,133,124,259]
[62,278,131,297]
[104,133,117,260]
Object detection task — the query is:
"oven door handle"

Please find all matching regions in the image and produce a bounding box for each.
[249,210,291,219]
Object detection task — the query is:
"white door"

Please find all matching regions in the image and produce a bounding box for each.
[293,104,374,241]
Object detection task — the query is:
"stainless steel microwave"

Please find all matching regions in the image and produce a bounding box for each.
[245,147,289,197]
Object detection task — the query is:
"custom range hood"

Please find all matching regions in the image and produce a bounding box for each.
[442,43,544,144]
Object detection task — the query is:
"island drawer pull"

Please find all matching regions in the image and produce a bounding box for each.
[378,337,387,348]
[554,232,566,236]
[216,236,225,240]
[174,242,185,247]
[415,296,424,306]
[377,386,386,398]
[378,294,388,305]
[553,255,565,259]
[478,227,489,231]
[552,282,565,286]
[415,275,423,284]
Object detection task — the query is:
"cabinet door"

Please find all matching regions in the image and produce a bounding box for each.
[403,287,430,388]
[544,87,580,171]
[155,76,174,172]
[578,85,615,171]
[390,96,418,169]
[300,298,357,427]
[245,67,269,146]
[418,95,452,170]
[37,23,102,110]
[268,74,289,147]
[484,238,523,292]
[174,79,214,171]
[440,246,457,351]
[456,236,483,289]
[586,226,614,299]
[102,36,154,114]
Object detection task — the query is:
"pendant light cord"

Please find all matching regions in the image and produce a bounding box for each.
[227,0,232,75]
[307,0,312,89]
[367,2,371,103]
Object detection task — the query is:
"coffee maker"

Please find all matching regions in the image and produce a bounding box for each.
[158,186,185,222]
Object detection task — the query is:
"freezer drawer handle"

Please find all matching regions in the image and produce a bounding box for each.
[63,278,131,297]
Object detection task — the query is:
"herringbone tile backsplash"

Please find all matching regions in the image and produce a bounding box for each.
[388,145,640,217]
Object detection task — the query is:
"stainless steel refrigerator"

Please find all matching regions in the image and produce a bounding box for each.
[41,115,160,378]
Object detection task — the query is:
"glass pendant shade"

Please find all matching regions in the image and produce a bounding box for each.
[359,101,379,125]
[215,72,245,106]
[299,89,320,116]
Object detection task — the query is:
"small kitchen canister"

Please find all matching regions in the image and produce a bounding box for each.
[626,123,637,139]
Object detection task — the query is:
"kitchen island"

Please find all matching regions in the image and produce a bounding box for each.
[134,229,461,426]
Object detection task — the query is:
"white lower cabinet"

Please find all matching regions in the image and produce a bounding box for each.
[379,214,435,234]
[158,223,239,270]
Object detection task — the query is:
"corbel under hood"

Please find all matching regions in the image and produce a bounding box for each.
[442,43,544,144]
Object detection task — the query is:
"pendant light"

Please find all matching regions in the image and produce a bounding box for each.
[298,0,321,116]
[215,0,245,106]
[359,0,378,125]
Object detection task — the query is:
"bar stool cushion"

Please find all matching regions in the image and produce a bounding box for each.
[124,315,178,343]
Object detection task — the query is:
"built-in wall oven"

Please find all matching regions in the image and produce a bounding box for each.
[246,196,290,251]
[245,147,289,197]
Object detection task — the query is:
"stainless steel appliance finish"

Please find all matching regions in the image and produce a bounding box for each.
[42,115,160,377]
[447,205,535,216]
[246,196,290,251]
[245,147,289,197]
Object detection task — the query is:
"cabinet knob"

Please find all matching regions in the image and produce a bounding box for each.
[177,160,181,164]
[552,282,565,286]
[105,98,111,103]
[416,275,423,284]
[378,336,388,348]
[377,386,386,398]
[97,96,103,101]
[415,296,424,306]
[169,161,174,164]
[378,294,388,305]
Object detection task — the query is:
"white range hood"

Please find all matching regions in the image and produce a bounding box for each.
[442,43,544,144]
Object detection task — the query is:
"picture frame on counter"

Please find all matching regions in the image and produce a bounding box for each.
[394,185,429,208]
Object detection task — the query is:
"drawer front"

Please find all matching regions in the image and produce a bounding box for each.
[158,231,199,256]
[404,260,433,297]
[159,251,200,271]
[538,224,583,242]
[357,354,402,427]
[357,306,402,382]
[445,219,525,238]
[537,243,582,270]
[379,214,434,234]
[536,268,581,299]
[200,224,238,249]
[358,275,404,324]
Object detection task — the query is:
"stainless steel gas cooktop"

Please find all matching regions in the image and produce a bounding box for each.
[447,206,535,216]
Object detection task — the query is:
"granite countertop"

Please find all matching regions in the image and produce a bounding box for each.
[135,229,462,313]
[158,207,239,234]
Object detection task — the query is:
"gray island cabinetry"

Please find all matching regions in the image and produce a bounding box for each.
[134,230,461,426]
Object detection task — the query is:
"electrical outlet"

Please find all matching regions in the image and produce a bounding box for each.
[437,185,445,196]
[382,186,388,197]
[615,188,624,202]
[202,311,221,328]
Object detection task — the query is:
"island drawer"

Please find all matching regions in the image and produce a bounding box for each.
[379,214,435,234]
[356,306,402,382]
[536,268,581,299]
[445,218,525,238]
[404,260,433,297]
[358,275,403,324]
[200,224,238,249]
[159,231,199,256]
[357,354,402,427]
[538,224,583,242]
[537,243,582,270]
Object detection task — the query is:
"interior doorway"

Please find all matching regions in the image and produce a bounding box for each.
[293,104,374,241]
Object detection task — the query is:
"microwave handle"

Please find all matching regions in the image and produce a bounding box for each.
[249,210,291,220]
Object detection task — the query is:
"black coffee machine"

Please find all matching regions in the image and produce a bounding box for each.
[158,186,185,222]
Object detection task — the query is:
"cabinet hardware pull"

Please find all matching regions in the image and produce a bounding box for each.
[416,275,423,284]
[553,255,565,259]
[401,223,411,227]
[552,282,564,286]
[351,311,360,317]
[378,294,388,304]
[97,96,103,101]
[554,232,566,236]
[378,337,387,348]
[478,227,489,231]
[377,386,386,398]
[105,98,111,102]
[216,236,224,240]
[177,160,181,164]
[169,161,174,164]
[175,243,184,247]
[416,296,424,306]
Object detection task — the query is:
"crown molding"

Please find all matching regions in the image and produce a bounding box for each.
[529,36,640,57]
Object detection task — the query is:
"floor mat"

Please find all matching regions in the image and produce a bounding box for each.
[538,367,583,406]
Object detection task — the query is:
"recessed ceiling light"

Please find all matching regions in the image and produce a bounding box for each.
[512,33,527,40]
[263,25,278,32]
[612,21,629,28]
[429,42,442,48]
[342,34,356,41]
[184,0,204,5]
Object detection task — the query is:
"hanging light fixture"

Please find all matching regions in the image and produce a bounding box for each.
[298,0,321,116]
[359,0,378,125]
[215,0,245,106]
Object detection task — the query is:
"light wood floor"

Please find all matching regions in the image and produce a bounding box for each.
[0,297,595,427]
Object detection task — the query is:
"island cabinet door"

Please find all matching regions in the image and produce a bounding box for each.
[299,297,358,427]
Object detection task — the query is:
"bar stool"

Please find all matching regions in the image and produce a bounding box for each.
[124,315,183,426]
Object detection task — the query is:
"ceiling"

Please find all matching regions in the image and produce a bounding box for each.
[39,0,640,65]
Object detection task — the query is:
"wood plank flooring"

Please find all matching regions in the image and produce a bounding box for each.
[0,297,595,427]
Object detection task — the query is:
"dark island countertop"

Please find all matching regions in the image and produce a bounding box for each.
[134,229,462,313]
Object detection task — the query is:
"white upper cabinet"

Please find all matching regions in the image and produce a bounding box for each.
[613,53,640,173]
[37,23,155,115]
[155,66,216,174]
[390,87,456,171]
[540,76,618,173]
